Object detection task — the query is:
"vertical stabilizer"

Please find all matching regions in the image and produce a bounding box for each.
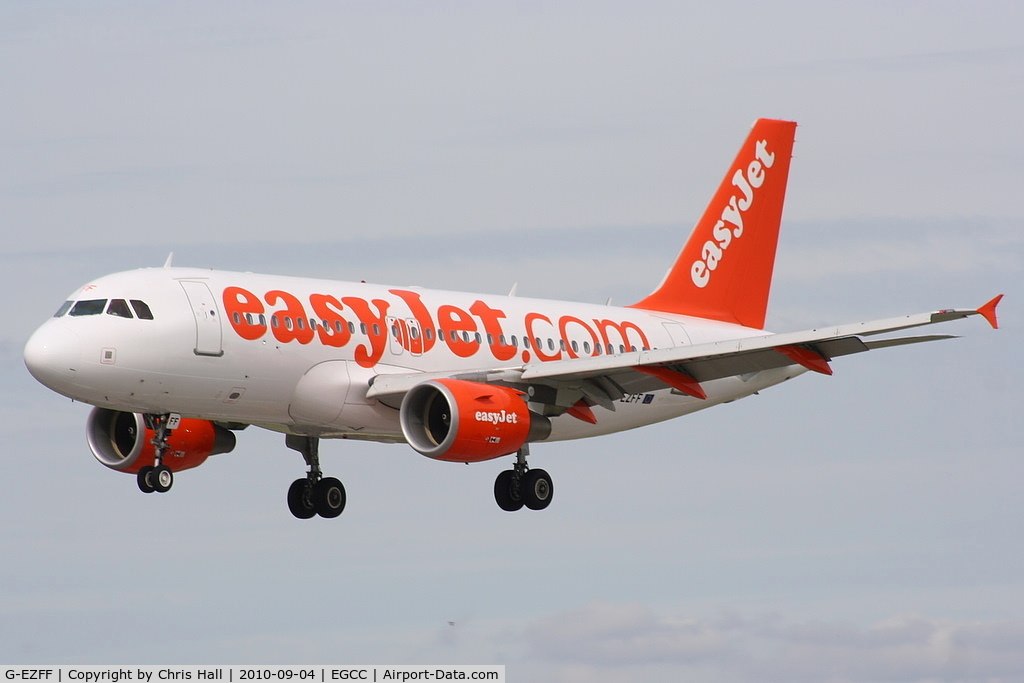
[630,119,797,329]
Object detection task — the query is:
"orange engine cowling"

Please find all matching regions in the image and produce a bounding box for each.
[400,379,552,462]
[86,407,236,474]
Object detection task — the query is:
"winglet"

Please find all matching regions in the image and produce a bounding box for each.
[977,294,1003,329]
[163,252,174,268]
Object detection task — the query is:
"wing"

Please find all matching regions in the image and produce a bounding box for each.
[366,296,1003,412]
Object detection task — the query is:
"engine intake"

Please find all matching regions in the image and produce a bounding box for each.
[400,379,551,462]
[86,407,236,474]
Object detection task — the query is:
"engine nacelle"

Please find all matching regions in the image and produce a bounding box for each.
[86,407,236,474]
[400,379,551,462]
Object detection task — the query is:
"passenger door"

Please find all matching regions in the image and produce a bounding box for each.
[179,280,224,357]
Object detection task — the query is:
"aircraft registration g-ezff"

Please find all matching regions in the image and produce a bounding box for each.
[24,119,1002,519]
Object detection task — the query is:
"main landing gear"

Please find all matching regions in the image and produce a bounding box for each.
[285,435,346,519]
[137,413,178,494]
[493,446,553,512]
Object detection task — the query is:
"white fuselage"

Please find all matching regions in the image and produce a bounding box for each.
[24,267,803,445]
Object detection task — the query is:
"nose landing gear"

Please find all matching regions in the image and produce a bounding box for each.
[137,413,178,494]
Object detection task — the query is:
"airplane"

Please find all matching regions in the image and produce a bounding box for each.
[23,118,1003,519]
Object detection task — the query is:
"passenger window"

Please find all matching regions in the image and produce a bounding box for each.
[130,300,154,320]
[107,299,134,318]
[69,299,107,316]
[53,301,73,317]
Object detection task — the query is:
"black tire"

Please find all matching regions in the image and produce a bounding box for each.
[494,469,524,512]
[314,477,346,519]
[137,466,156,494]
[287,478,317,519]
[522,469,553,510]
[152,465,173,493]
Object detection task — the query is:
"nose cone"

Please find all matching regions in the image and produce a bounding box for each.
[24,321,81,394]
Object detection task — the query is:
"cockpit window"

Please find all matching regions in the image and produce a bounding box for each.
[106,299,133,318]
[53,301,73,318]
[130,300,154,320]
[69,299,108,316]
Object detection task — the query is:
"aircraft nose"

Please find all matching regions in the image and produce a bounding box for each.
[24,322,81,392]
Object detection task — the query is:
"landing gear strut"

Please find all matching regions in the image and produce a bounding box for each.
[493,445,553,512]
[285,435,346,519]
[137,413,178,494]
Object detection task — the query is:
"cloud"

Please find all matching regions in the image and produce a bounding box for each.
[526,602,730,666]
[522,603,1024,682]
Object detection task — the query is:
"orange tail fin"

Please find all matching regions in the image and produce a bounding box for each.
[630,118,797,329]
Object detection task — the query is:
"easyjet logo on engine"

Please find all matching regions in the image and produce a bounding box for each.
[475,410,519,425]
[690,139,776,288]
[221,286,652,368]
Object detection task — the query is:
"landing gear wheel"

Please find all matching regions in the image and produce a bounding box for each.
[287,478,317,519]
[152,465,173,493]
[285,435,347,520]
[522,468,553,510]
[138,413,178,495]
[494,469,524,512]
[314,477,346,518]
[137,466,156,494]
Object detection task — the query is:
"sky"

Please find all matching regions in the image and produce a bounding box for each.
[1,2,1023,680]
